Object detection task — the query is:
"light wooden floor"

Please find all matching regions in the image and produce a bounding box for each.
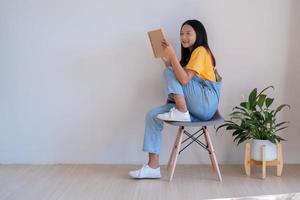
[0,164,299,200]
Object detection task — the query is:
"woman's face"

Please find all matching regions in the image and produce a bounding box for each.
[180,24,196,50]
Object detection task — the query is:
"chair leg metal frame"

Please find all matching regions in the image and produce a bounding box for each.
[179,127,209,154]
[167,126,222,182]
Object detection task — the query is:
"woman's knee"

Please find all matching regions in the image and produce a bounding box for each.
[145,105,173,122]
[145,107,160,122]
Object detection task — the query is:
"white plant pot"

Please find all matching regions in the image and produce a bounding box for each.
[250,139,277,161]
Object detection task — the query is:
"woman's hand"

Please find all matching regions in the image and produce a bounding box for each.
[161,39,177,66]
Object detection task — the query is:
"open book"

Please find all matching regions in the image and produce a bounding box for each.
[147,29,166,58]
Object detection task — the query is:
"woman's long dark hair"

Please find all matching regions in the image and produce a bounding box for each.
[180,20,216,67]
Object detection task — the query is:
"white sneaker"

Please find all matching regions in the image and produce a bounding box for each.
[128,164,161,179]
[157,107,191,122]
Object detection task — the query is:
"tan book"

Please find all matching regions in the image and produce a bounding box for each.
[147,29,166,58]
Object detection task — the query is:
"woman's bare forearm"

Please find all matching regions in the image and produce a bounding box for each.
[171,55,190,85]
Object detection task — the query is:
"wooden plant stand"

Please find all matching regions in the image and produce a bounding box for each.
[244,142,283,179]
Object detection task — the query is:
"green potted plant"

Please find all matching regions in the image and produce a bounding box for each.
[217,86,290,161]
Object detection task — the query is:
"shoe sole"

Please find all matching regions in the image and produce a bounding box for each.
[131,176,161,179]
[157,117,191,122]
[128,172,161,179]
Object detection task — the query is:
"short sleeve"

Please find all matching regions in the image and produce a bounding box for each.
[185,47,206,74]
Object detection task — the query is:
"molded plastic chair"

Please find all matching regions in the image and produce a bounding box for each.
[164,110,224,182]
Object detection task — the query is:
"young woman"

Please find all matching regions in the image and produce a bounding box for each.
[129,19,222,179]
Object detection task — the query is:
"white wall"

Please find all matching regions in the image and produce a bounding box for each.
[1,0,299,164]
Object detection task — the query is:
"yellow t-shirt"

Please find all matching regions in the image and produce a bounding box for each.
[186,46,216,82]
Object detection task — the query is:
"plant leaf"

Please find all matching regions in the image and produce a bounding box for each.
[257,94,267,108]
[257,85,274,97]
[240,102,248,109]
[275,121,289,128]
[275,135,287,142]
[248,88,257,109]
[233,106,250,115]
[216,123,231,132]
[274,126,289,133]
[265,98,274,108]
[237,136,249,145]
[274,104,291,116]
[229,111,247,116]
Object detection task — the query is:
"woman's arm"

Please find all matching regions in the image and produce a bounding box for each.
[171,55,195,85]
[162,39,195,85]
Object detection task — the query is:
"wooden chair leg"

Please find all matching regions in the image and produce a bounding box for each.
[204,129,215,172]
[262,145,266,179]
[204,127,222,182]
[168,126,184,181]
[167,127,182,171]
[244,143,251,176]
[277,143,283,176]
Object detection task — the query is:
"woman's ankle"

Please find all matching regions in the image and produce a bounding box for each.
[177,107,187,112]
[173,94,187,112]
[148,163,159,169]
[148,153,159,168]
